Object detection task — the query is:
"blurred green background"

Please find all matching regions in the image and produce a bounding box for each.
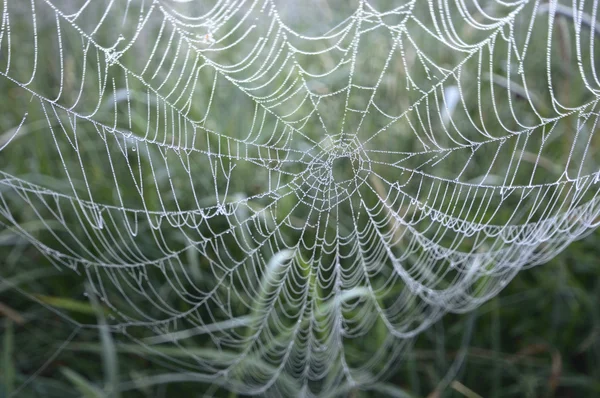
[1,0,600,397]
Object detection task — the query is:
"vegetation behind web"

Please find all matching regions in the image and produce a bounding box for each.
[0,1,600,397]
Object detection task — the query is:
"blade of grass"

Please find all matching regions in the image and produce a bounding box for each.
[0,302,24,325]
[33,294,105,316]
[450,380,483,398]
[2,320,15,396]
[60,367,104,398]
[491,298,501,398]
[538,4,600,37]
[86,284,119,398]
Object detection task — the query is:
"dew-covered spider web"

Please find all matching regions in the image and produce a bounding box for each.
[1,0,600,395]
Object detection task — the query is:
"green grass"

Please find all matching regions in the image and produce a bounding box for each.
[1,1,600,397]
[1,234,599,397]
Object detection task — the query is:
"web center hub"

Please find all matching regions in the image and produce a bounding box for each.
[297,136,372,212]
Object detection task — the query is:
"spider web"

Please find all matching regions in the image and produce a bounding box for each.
[1,0,600,395]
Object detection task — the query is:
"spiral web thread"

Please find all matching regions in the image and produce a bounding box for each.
[1,0,600,395]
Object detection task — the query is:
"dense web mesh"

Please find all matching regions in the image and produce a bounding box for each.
[1,0,600,395]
